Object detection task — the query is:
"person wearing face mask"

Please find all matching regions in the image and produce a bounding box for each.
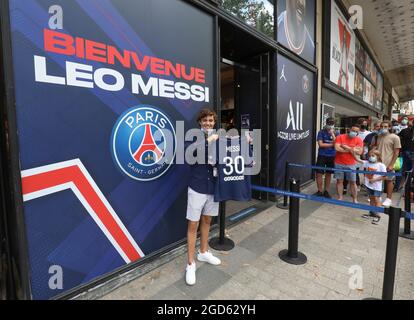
[356,118,371,190]
[364,121,381,149]
[398,119,414,189]
[391,120,401,135]
[374,121,402,208]
[357,118,371,144]
[400,117,409,131]
[314,118,337,198]
[361,149,386,225]
[334,125,364,203]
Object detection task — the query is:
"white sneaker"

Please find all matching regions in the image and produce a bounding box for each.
[185,262,196,286]
[197,250,221,266]
[382,198,392,208]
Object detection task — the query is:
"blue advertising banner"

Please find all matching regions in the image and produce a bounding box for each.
[8,0,214,299]
[276,54,315,189]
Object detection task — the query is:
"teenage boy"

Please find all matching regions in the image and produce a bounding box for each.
[186,108,222,286]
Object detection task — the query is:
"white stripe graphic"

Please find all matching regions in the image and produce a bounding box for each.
[21,159,144,262]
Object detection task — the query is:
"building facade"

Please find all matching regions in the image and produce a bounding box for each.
[0,0,390,300]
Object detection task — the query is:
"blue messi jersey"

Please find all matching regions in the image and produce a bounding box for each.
[214,136,252,202]
[277,11,315,63]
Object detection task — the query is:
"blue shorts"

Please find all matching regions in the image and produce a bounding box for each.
[334,164,357,182]
[366,187,382,197]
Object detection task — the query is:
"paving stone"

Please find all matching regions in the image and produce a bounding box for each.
[325,290,351,300]
[174,265,231,300]
[270,275,308,298]
[313,275,351,296]
[244,265,275,284]
[151,285,189,300]
[98,191,414,301]
[207,279,256,300]
[216,246,259,276]
[253,210,281,226]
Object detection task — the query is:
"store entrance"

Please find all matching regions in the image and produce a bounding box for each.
[219,20,271,218]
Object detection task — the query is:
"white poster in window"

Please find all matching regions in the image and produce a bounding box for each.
[329,1,356,95]
[363,78,374,106]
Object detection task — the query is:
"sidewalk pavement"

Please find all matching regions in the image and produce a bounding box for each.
[100,184,414,300]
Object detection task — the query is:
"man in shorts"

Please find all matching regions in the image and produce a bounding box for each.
[186,108,221,286]
[398,119,414,189]
[375,121,401,208]
[314,117,336,198]
[334,124,364,203]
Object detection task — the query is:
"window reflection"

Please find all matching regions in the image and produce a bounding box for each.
[220,0,275,39]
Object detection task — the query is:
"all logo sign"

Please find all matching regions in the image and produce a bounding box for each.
[286,101,304,131]
[111,106,177,181]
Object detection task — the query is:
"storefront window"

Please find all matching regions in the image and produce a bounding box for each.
[220,0,274,39]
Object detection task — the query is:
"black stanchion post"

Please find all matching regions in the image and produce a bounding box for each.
[382,206,402,300]
[209,201,235,251]
[277,161,290,210]
[400,171,414,240]
[279,179,307,265]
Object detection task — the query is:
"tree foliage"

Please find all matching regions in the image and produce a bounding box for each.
[221,0,274,38]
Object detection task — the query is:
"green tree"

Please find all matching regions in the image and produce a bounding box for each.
[221,0,274,38]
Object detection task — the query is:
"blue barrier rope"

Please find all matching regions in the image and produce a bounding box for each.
[404,212,414,220]
[251,185,386,214]
[288,163,403,177]
[251,184,414,219]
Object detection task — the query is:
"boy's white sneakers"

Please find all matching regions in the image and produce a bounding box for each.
[197,250,221,265]
[186,262,196,286]
[186,251,221,286]
[382,198,392,208]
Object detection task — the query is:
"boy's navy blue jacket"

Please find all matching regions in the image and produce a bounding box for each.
[187,138,215,195]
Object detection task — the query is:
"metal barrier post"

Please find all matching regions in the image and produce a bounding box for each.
[277,161,290,210]
[382,206,402,300]
[279,179,307,265]
[209,201,235,251]
[400,171,414,240]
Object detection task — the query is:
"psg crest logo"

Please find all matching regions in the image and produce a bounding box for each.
[111,106,176,181]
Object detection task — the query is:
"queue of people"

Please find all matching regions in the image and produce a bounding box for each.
[315,117,407,224]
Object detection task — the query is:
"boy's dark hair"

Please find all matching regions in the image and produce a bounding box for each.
[352,124,361,129]
[197,108,217,123]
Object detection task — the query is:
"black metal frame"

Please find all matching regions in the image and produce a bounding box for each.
[0,0,32,300]
[186,0,318,73]
[195,0,319,199]
[275,0,318,67]
[323,0,385,114]
[0,0,320,300]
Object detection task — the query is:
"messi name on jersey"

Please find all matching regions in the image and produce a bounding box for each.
[214,137,252,202]
[111,106,176,181]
